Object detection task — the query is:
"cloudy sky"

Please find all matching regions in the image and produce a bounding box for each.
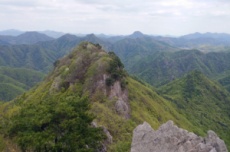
[1,0,230,36]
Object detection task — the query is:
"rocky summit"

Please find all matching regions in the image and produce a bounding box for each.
[131,120,228,152]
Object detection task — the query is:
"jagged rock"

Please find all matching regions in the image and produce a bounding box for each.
[131,120,228,152]
[109,81,130,119]
[92,121,113,152]
[115,98,129,117]
[100,127,113,152]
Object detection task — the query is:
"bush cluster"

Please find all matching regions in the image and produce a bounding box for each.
[106,52,126,87]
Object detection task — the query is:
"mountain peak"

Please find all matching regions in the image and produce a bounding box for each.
[17,31,50,37]
[50,42,126,94]
[16,31,54,44]
[133,31,144,35]
[129,31,145,38]
[85,33,97,39]
[57,33,78,41]
[0,29,24,36]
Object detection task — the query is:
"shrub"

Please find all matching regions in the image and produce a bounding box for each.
[106,52,126,88]
[8,95,105,152]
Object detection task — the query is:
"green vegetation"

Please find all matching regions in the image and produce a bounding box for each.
[90,76,203,151]
[110,37,176,70]
[128,49,230,87]
[8,95,105,152]
[0,83,25,101]
[0,31,54,45]
[106,52,127,88]
[0,42,229,151]
[0,67,44,100]
[218,74,230,92]
[0,67,45,101]
[0,66,45,88]
[2,33,230,102]
[0,43,175,151]
[158,70,230,148]
[215,70,230,92]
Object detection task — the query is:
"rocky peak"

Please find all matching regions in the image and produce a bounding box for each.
[49,42,129,118]
[131,121,228,152]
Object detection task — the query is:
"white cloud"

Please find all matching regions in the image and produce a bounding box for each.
[1,0,230,35]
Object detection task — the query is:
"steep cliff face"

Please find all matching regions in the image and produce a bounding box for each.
[131,121,228,152]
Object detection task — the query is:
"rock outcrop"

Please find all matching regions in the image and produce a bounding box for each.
[109,81,129,119]
[131,121,228,152]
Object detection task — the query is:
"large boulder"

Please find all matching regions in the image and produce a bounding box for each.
[131,120,228,152]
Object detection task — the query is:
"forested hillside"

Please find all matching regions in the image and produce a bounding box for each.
[128,49,230,86]
[0,42,217,151]
[1,32,230,101]
[0,67,44,101]
[158,71,230,145]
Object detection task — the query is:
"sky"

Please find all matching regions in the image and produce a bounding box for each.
[1,0,230,36]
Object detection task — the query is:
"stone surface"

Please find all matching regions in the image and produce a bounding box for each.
[109,81,130,119]
[131,120,228,152]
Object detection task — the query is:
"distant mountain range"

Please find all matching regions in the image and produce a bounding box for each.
[0,30,230,101]
[0,33,110,73]
[0,29,24,36]
[0,29,65,38]
[0,31,54,45]
[128,49,230,86]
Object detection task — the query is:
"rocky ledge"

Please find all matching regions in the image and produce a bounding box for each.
[131,120,228,152]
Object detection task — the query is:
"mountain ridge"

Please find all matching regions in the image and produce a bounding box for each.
[0,31,54,45]
[158,70,230,147]
[128,49,230,87]
[0,42,215,151]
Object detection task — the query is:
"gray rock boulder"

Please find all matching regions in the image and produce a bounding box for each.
[131,120,228,152]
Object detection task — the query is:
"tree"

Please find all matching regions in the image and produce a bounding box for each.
[8,95,105,152]
[106,52,126,87]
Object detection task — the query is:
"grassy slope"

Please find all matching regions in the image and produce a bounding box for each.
[216,70,230,92]
[91,76,203,151]
[0,42,206,152]
[158,70,230,149]
[0,67,45,101]
[0,77,202,151]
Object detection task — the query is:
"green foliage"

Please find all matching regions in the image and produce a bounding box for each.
[105,77,115,86]
[106,52,126,87]
[0,32,54,45]
[1,42,230,151]
[0,135,5,151]
[0,66,45,88]
[127,49,230,87]
[110,36,176,71]
[7,42,199,151]
[8,95,105,152]
[108,141,131,152]
[158,71,230,148]
[0,83,25,101]
[0,66,45,101]
[218,75,230,92]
